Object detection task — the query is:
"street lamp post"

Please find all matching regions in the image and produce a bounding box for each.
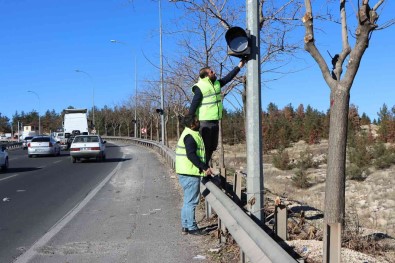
[159,0,165,145]
[27,90,41,135]
[75,69,95,129]
[110,39,138,138]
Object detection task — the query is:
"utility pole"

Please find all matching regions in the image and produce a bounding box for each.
[246,0,264,223]
[159,0,165,145]
[134,57,138,138]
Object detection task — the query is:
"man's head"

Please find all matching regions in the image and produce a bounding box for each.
[182,115,200,131]
[199,67,217,82]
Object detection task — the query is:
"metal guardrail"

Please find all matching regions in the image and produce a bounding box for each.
[1,142,23,150]
[103,136,298,263]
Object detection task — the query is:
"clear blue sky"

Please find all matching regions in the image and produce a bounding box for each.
[1,0,394,122]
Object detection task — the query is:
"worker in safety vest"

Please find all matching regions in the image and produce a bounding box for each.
[188,59,246,165]
[176,115,213,236]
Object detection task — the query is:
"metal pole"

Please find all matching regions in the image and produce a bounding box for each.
[134,57,138,138]
[159,0,165,145]
[246,0,264,223]
[75,70,95,128]
[27,90,41,135]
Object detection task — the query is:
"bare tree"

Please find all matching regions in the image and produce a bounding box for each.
[302,0,391,260]
[102,106,113,136]
[118,105,131,136]
[109,106,122,136]
[168,0,303,172]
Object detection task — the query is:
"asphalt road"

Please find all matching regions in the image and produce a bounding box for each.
[0,144,122,262]
[1,142,208,263]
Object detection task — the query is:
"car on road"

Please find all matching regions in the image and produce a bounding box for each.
[0,145,9,171]
[22,136,34,150]
[27,136,61,157]
[69,135,106,163]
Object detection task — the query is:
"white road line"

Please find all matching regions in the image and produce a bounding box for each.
[14,155,124,263]
[53,160,62,164]
[0,174,19,182]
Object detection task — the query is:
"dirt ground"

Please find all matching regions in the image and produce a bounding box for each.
[166,140,395,262]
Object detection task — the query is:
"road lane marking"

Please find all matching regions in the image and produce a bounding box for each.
[53,160,62,164]
[0,174,19,182]
[14,155,124,263]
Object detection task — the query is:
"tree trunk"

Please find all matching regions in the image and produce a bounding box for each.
[156,119,160,142]
[325,87,349,224]
[176,118,180,139]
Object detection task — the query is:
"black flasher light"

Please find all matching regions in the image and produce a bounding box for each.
[225,26,251,59]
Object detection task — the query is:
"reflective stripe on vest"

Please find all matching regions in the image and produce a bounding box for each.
[175,128,206,176]
[193,77,223,120]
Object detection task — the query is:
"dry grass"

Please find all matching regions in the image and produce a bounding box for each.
[167,139,395,261]
[209,140,395,261]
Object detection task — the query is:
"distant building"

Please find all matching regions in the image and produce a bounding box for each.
[21,124,39,139]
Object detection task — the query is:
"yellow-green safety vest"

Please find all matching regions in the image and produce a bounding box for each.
[175,127,206,176]
[193,77,223,120]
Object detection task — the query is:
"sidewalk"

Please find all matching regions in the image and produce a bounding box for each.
[14,143,211,263]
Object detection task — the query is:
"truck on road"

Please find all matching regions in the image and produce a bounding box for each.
[62,109,90,150]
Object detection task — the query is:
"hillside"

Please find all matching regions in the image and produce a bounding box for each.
[208,139,395,262]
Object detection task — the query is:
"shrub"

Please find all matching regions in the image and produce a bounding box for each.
[343,210,390,257]
[372,143,395,169]
[296,148,319,169]
[347,132,372,168]
[371,142,387,159]
[373,153,395,169]
[292,168,311,188]
[272,147,292,170]
[346,163,369,181]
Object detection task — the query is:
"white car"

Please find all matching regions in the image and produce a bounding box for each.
[69,135,106,163]
[0,145,9,171]
[27,136,61,157]
[22,136,34,150]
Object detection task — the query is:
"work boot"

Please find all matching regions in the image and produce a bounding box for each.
[188,228,209,236]
[181,228,188,235]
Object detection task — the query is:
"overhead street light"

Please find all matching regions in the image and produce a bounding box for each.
[27,90,41,135]
[75,69,95,129]
[159,0,165,145]
[110,39,138,138]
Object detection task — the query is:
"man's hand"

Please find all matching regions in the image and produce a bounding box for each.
[203,168,213,176]
[238,59,246,69]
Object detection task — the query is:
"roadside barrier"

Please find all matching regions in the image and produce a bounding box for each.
[103,136,298,263]
[2,142,23,150]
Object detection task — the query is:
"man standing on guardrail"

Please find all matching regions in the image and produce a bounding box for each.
[176,115,213,236]
[188,59,246,165]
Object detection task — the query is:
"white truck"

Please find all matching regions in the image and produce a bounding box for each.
[62,109,90,150]
[21,131,37,140]
[51,130,67,150]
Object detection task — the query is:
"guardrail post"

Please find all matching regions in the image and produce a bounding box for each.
[205,199,212,219]
[323,223,341,263]
[240,250,246,263]
[233,171,243,205]
[220,167,226,189]
[274,204,288,241]
[218,217,227,244]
